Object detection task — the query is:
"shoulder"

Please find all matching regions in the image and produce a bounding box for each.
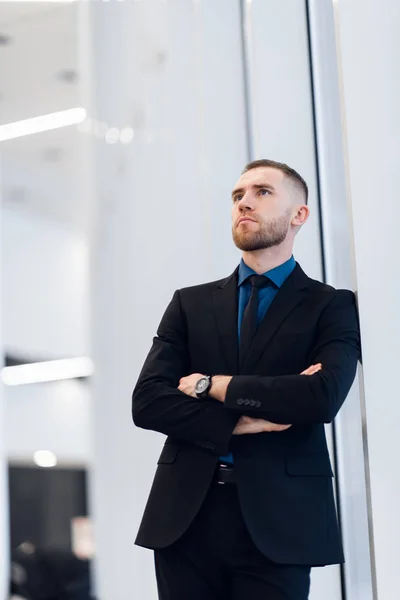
[310,279,354,297]
[177,270,237,298]
[300,273,359,342]
[304,272,355,300]
[299,268,357,314]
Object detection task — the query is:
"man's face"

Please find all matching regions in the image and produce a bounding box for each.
[231,167,295,252]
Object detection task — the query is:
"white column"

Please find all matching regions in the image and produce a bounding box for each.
[335,1,400,599]
[84,2,247,599]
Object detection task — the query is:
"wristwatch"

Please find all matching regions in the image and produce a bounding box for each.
[195,375,212,398]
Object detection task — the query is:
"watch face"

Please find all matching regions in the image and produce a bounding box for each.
[196,377,209,393]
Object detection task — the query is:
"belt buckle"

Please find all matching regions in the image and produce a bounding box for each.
[218,463,229,485]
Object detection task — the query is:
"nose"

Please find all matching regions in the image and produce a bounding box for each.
[237,192,255,212]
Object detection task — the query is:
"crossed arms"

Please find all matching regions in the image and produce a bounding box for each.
[178,363,322,436]
[132,289,360,456]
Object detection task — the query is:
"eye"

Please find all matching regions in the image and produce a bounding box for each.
[259,188,270,196]
[233,194,242,203]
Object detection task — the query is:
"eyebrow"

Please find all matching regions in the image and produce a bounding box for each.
[231,183,276,199]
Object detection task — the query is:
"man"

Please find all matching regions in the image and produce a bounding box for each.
[132,159,360,600]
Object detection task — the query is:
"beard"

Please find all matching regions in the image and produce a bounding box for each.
[232,210,291,251]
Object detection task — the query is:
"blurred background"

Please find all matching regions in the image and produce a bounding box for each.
[1,3,92,598]
[0,1,398,600]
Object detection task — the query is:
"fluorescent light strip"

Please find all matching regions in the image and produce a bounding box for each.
[1,357,94,386]
[0,107,86,142]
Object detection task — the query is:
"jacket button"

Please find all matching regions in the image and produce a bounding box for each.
[243,399,250,406]
[249,399,256,407]
[255,401,261,408]
[237,398,244,405]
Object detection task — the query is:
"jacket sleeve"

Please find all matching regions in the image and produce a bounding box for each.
[224,290,361,425]
[132,290,239,455]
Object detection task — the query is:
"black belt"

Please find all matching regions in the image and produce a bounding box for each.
[215,463,236,485]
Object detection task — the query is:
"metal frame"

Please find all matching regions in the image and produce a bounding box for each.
[239,0,255,163]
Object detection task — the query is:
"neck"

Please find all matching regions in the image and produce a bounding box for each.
[241,243,293,274]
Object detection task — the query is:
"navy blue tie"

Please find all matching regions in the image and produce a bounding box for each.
[239,275,270,369]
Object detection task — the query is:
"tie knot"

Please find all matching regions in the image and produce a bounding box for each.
[248,274,271,289]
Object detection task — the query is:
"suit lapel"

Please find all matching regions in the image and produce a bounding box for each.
[212,268,239,374]
[241,264,311,373]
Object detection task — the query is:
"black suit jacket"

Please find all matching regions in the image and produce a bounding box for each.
[132,264,360,566]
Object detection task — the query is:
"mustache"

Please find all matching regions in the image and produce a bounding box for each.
[235,214,258,226]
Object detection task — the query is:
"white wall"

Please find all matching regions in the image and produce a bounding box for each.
[337,1,400,599]
[5,379,92,465]
[1,207,92,469]
[2,206,89,359]
[1,204,92,464]
[1,155,77,230]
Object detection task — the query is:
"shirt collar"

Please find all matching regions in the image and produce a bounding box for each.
[238,255,296,288]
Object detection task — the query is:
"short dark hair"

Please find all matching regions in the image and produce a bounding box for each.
[242,159,308,205]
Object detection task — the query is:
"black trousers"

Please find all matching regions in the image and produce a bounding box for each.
[154,482,311,600]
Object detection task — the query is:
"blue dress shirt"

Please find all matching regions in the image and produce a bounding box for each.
[219,255,297,464]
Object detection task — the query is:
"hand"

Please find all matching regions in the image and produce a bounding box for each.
[301,363,322,376]
[209,375,232,403]
[178,373,204,398]
[231,365,321,435]
[233,415,292,435]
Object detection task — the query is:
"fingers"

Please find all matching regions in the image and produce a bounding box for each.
[302,364,321,375]
[178,373,204,397]
[243,417,287,432]
[233,417,267,435]
[263,422,292,432]
[233,417,292,435]
[178,374,203,385]
[300,363,322,376]
[240,416,253,424]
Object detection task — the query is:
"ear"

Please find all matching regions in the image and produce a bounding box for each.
[291,205,309,227]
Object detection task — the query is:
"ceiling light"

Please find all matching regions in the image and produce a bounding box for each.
[120,127,134,144]
[34,451,57,468]
[1,356,94,386]
[105,128,119,144]
[0,107,86,142]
